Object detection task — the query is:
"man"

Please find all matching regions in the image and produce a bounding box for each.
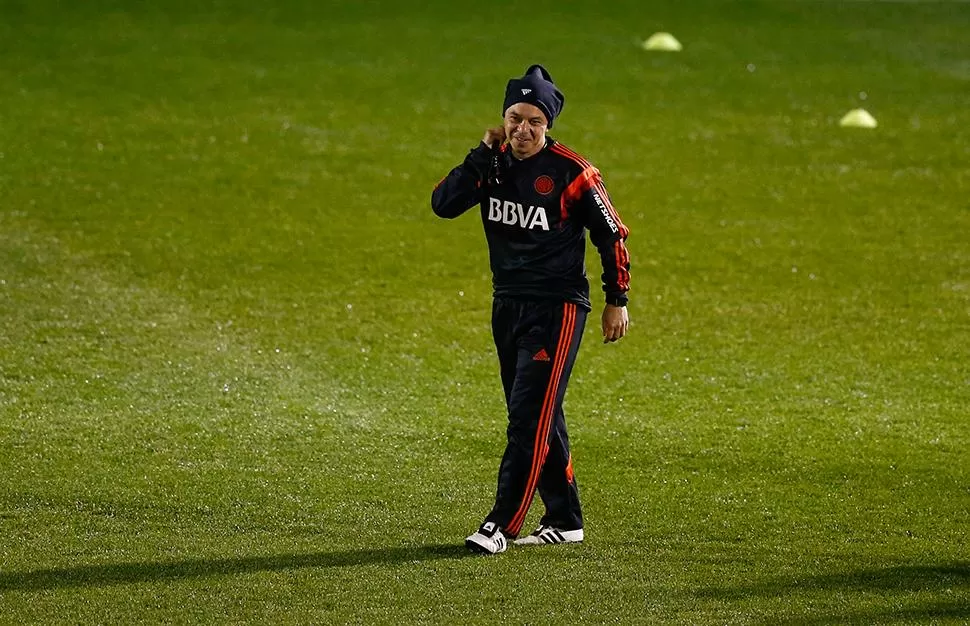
[431,64,631,555]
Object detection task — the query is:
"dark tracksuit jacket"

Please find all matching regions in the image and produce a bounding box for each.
[431,137,630,537]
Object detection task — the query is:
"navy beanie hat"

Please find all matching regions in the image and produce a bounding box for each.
[502,64,565,129]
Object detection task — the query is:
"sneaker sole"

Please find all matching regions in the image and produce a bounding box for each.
[465,538,506,555]
[514,528,584,546]
[513,538,584,546]
[465,538,492,554]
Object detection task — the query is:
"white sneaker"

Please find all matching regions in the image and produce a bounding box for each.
[514,525,584,546]
[465,522,508,554]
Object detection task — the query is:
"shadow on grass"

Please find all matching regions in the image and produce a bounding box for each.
[757,602,970,626]
[695,562,970,599]
[695,562,970,624]
[0,543,472,591]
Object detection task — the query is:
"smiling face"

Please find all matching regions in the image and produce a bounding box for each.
[503,102,548,160]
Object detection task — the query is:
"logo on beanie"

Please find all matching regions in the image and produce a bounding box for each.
[534,175,555,195]
[521,88,532,95]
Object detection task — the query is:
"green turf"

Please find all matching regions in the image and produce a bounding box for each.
[1,0,968,623]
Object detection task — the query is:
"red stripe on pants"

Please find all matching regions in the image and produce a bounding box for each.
[507,302,577,535]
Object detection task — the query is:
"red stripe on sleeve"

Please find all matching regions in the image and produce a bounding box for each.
[559,166,599,221]
[614,240,631,291]
[550,143,593,170]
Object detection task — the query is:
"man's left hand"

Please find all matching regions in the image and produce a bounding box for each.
[602,304,629,343]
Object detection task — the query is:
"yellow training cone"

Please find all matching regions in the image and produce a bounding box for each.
[642,32,683,52]
[839,108,878,128]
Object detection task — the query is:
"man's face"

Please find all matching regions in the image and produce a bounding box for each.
[503,102,548,160]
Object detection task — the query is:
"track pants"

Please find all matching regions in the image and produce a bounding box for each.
[484,297,587,537]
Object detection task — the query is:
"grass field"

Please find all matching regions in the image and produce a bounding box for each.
[1,0,969,623]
